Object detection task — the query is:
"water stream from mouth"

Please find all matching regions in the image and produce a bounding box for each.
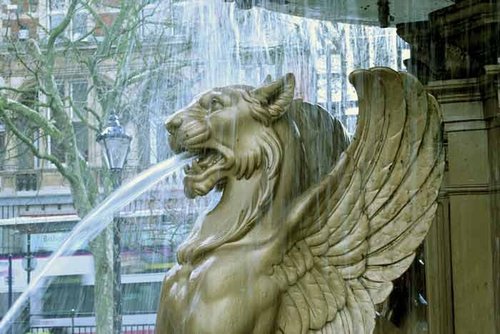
[0,153,192,331]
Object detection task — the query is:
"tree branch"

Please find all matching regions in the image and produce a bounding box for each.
[0,94,63,140]
[67,97,100,132]
[46,0,79,62]
[83,2,110,37]
[0,108,77,184]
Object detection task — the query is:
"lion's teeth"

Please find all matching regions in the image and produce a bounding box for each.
[192,160,203,172]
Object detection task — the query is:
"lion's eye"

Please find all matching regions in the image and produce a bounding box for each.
[210,98,222,112]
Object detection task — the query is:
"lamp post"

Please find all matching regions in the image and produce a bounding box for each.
[7,253,12,334]
[22,232,37,331]
[97,113,132,334]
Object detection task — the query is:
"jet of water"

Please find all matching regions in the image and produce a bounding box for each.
[0,153,192,332]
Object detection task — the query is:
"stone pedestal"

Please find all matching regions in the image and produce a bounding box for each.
[398,1,499,333]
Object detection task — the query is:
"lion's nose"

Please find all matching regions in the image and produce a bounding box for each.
[165,116,183,135]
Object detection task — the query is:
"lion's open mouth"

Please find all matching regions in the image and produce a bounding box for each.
[184,149,224,176]
[181,148,231,198]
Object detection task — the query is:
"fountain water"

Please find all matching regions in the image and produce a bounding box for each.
[133,1,405,149]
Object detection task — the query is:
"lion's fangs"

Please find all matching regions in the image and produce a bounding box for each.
[184,151,224,176]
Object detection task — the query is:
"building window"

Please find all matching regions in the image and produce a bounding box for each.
[315,47,354,132]
[50,80,89,162]
[49,0,65,11]
[0,123,5,170]
[48,0,88,41]
[15,0,38,14]
[42,276,95,315]
[14,91,39,169]
[16,173,38,191]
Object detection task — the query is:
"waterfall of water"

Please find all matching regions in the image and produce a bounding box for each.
[131,1,404,153]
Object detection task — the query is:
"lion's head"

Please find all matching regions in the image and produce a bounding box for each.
[165,74,349,263]
[166,74,296,199]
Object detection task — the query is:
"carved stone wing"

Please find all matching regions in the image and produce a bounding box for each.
[274,68,444,334]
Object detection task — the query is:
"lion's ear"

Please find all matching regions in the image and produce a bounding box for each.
[251,73,295,123]
[262,74,273,84]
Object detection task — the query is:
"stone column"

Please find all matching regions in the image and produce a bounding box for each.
[397,1,499,334]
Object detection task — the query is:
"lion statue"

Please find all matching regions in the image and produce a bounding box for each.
[156,68,444,334]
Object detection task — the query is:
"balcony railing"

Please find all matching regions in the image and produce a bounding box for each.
[15,173,38,191]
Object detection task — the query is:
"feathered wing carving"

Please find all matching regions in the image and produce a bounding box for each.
[274,68,444,334]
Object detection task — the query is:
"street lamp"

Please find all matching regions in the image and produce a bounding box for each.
[97,114,132,176]
[97,113,132,334]
[22,233,37,332]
